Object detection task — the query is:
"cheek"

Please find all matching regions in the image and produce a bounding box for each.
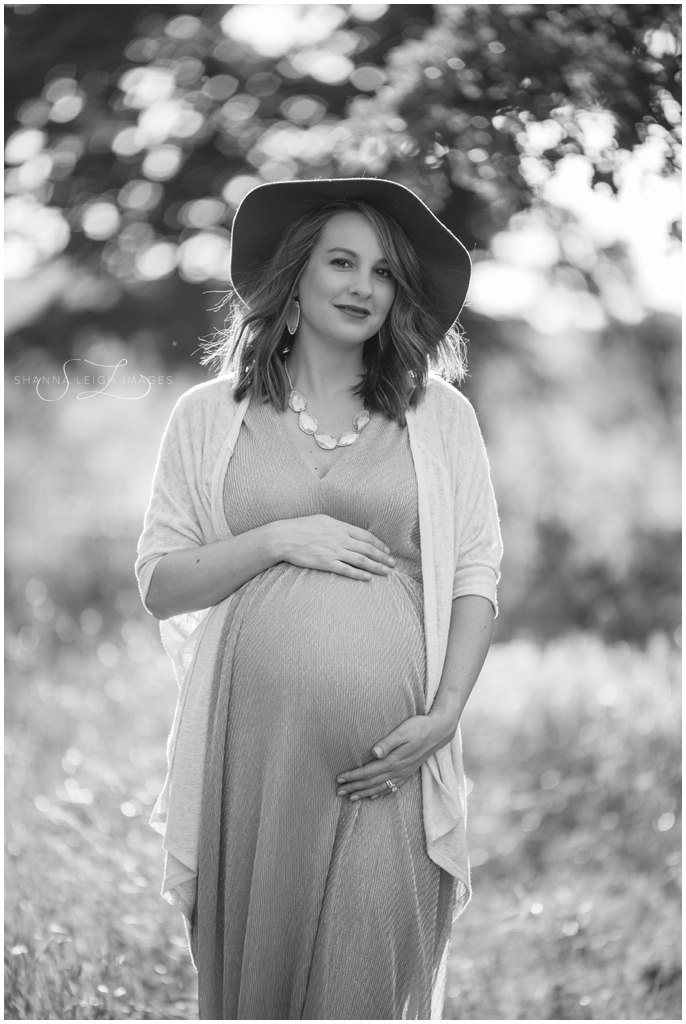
[304,267,336,302]
[298,272,327,311]
[379,282,396,316]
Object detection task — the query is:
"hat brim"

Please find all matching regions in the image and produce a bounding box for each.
[230,177,471,333]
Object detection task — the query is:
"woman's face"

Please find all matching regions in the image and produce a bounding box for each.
[295,211,396,348]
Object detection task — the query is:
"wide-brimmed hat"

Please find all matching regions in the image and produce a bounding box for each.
[230,177,471,332]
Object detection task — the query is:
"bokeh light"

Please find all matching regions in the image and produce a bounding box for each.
[221,4,348,58]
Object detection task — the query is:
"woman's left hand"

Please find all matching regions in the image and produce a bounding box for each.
[335,712,459,801]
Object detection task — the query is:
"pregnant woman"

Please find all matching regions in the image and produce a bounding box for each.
[135,177,503,1020]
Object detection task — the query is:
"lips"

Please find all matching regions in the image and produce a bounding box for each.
[335,304,371,318]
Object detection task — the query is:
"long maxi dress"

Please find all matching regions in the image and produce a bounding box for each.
[191,396,458,1020]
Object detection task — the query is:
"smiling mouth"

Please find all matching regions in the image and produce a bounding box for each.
[335,304,371,317]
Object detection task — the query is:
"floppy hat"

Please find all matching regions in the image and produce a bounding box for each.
[229,177,472,333]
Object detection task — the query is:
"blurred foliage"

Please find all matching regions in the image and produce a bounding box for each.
[4,2,439,329]
[471,308,681,644]
[335,5,681,216]
[4,4,681,314]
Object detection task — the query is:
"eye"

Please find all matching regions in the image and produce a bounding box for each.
[331,258,352,268]
[375,267,393,279]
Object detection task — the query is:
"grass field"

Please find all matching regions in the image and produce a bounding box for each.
[5,600,681,1019]
[444,635,681,1021]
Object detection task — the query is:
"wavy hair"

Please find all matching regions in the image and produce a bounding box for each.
[200,198,467,425]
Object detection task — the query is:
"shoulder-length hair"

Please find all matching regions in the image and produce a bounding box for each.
[200,198,467,425]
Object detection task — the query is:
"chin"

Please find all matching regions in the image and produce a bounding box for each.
[337,321,382,342]
[342,328,379,347]
[314,315,383,346]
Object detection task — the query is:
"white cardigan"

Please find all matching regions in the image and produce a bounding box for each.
[134,372,503,950]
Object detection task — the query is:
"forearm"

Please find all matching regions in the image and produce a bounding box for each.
[145,521,283,620]
[427,594,495,739]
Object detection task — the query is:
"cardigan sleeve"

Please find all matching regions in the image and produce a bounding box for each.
[451,398,503,614]
[134,393,206,616]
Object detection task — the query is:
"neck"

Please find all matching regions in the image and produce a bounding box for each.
[286,336,365,400]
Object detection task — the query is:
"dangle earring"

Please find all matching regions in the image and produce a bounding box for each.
[286,298,300,335]
[378,321,390,353]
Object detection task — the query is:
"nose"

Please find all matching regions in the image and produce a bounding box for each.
[349,268,373,300]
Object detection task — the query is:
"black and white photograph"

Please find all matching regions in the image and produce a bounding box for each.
[4,4,681,1021]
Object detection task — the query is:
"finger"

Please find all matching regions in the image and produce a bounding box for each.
[336,726,415,789]
[337,755,399,787]
[347,526,392,555]
[358,778,407,800]
[342,771,402,795]
[337,761,408,795]
[347,539,395,567]
[333,548,393,581]
[337,735,412,785]
[370,779,407,800]
[329,560,373,582]
[341,550,391,576]
[370,727,412,761]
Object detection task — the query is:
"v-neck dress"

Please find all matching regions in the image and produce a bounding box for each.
[191,397,458,1020]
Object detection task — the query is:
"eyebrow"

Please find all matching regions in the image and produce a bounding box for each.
[326,247,390,265]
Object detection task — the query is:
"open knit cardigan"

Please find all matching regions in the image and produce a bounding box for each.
[134,371,503,957]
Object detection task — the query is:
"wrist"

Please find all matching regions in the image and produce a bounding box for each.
[427,704,461,742]
[261,520,289,564]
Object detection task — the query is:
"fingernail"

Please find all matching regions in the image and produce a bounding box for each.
[350,794,359,801]
[373,746,383,757]
[337,789,345,796]
[337,777,345,783]
[371,795,379,800]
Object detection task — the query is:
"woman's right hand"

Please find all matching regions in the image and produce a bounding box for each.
[273,515,396,581]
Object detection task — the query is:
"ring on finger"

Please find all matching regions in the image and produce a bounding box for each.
[385,779,398,794]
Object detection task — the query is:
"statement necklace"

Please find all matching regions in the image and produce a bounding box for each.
[284,359,370,450]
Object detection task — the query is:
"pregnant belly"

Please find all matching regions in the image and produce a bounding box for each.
[226,562,426,773]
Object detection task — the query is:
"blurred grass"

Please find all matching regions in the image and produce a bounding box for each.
[447,634,681,1021]
[4,631,198,1021]
[5,621,680,1020]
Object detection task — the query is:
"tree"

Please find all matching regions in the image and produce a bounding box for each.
[4,5,435,285]
[5,4,680,311]
[330,4,681,237]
